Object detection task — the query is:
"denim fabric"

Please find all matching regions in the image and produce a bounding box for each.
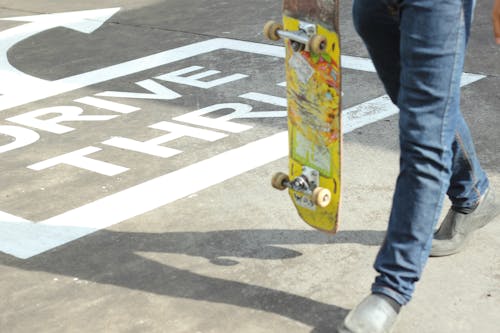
[352,0,489,305]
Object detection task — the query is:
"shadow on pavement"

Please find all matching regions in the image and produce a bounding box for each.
[1,228,385,331]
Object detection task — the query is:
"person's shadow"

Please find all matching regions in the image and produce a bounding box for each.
[1,228,385,332]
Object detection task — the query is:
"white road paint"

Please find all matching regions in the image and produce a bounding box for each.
[28,146,129,176]
[102,121,228,158]
[240,92,287,107]
[0,12,398,115]
[156,66,248,89]
[0,9,487,258]
[0,10,482,114]
[173,103,254,133]
[6,106,118,134]
[343,72,485,133]
[0,125,40,154]
[0,8,120,95]
[0,38,284,112]
[1,69,485,258]
[237,93,287,118]
[1,132,288,259]
[96,79,182,100]
[75,97,141,114]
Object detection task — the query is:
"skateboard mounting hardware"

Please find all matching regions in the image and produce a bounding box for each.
[271,167,317,194]
[294,166,319,194]
[264,20,327,53]
[299,22,317,37]
[271,167,331,208]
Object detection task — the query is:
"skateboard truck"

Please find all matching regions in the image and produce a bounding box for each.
[264,20,327,53]
[272,167,332,208]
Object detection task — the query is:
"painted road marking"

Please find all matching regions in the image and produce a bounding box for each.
[0,38,284,112]
[343,72,484,133]
[0,70,485,258]
[96,79,182,100]
[0,8,120,95]
[102,121,228,159]
[0,125,40,154]
[28,146,130,176]
[0,8,486,258]
[0,132,286,259]
[240,92,287,106]
[75,97,141,114]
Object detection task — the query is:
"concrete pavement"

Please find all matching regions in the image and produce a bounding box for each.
[0,1,499,332]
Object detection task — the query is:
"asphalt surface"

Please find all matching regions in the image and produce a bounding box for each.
[0,1,499,332]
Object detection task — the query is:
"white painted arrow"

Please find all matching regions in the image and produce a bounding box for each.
[0,7,120,95]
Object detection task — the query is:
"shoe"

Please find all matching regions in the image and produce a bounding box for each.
[430,188,500,257]
[337,294,400,333]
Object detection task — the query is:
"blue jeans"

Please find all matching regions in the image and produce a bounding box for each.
[352,0,489,305]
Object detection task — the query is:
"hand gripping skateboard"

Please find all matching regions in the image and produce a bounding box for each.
[264,0,341,233]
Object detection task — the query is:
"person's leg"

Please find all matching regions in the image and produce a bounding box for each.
[354,0,491,216]
[441,0,489,212]
[341,4,405,331]
[371,0,474,305]
[342,0,496,331]
[352,0,401,104]
[426,0,498,257]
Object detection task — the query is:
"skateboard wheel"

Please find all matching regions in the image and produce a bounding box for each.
[271,172,289,191]
[312,187,331,208]
[264,21,282,41]
[309,34,327,54]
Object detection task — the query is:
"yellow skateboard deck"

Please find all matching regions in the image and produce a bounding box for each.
[265,0,341,233]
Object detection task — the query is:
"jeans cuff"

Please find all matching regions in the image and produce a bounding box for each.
[452,185,490,214]
[451,205,477,214]
[371,285,408,306]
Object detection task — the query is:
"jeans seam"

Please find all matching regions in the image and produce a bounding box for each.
[454,131,481,205]
[440,4,465,148]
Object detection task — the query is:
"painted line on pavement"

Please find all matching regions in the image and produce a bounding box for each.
[75,97,140,114]
[343,72,485,133]
[0,37,486,259]
[0,132,288,259]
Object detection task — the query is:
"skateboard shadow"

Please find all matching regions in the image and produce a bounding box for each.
[117,228,386,265]
[1,228,385,331]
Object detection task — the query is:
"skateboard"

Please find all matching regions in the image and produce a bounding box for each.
[264,0,341,233]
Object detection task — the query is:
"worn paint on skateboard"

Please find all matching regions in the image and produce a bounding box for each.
[265,0,341,233]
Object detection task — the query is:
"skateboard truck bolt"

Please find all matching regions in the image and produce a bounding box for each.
[271,167,331,208]
[291,40,305,52]
[289,175,311,193]
[299,22,317,38]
